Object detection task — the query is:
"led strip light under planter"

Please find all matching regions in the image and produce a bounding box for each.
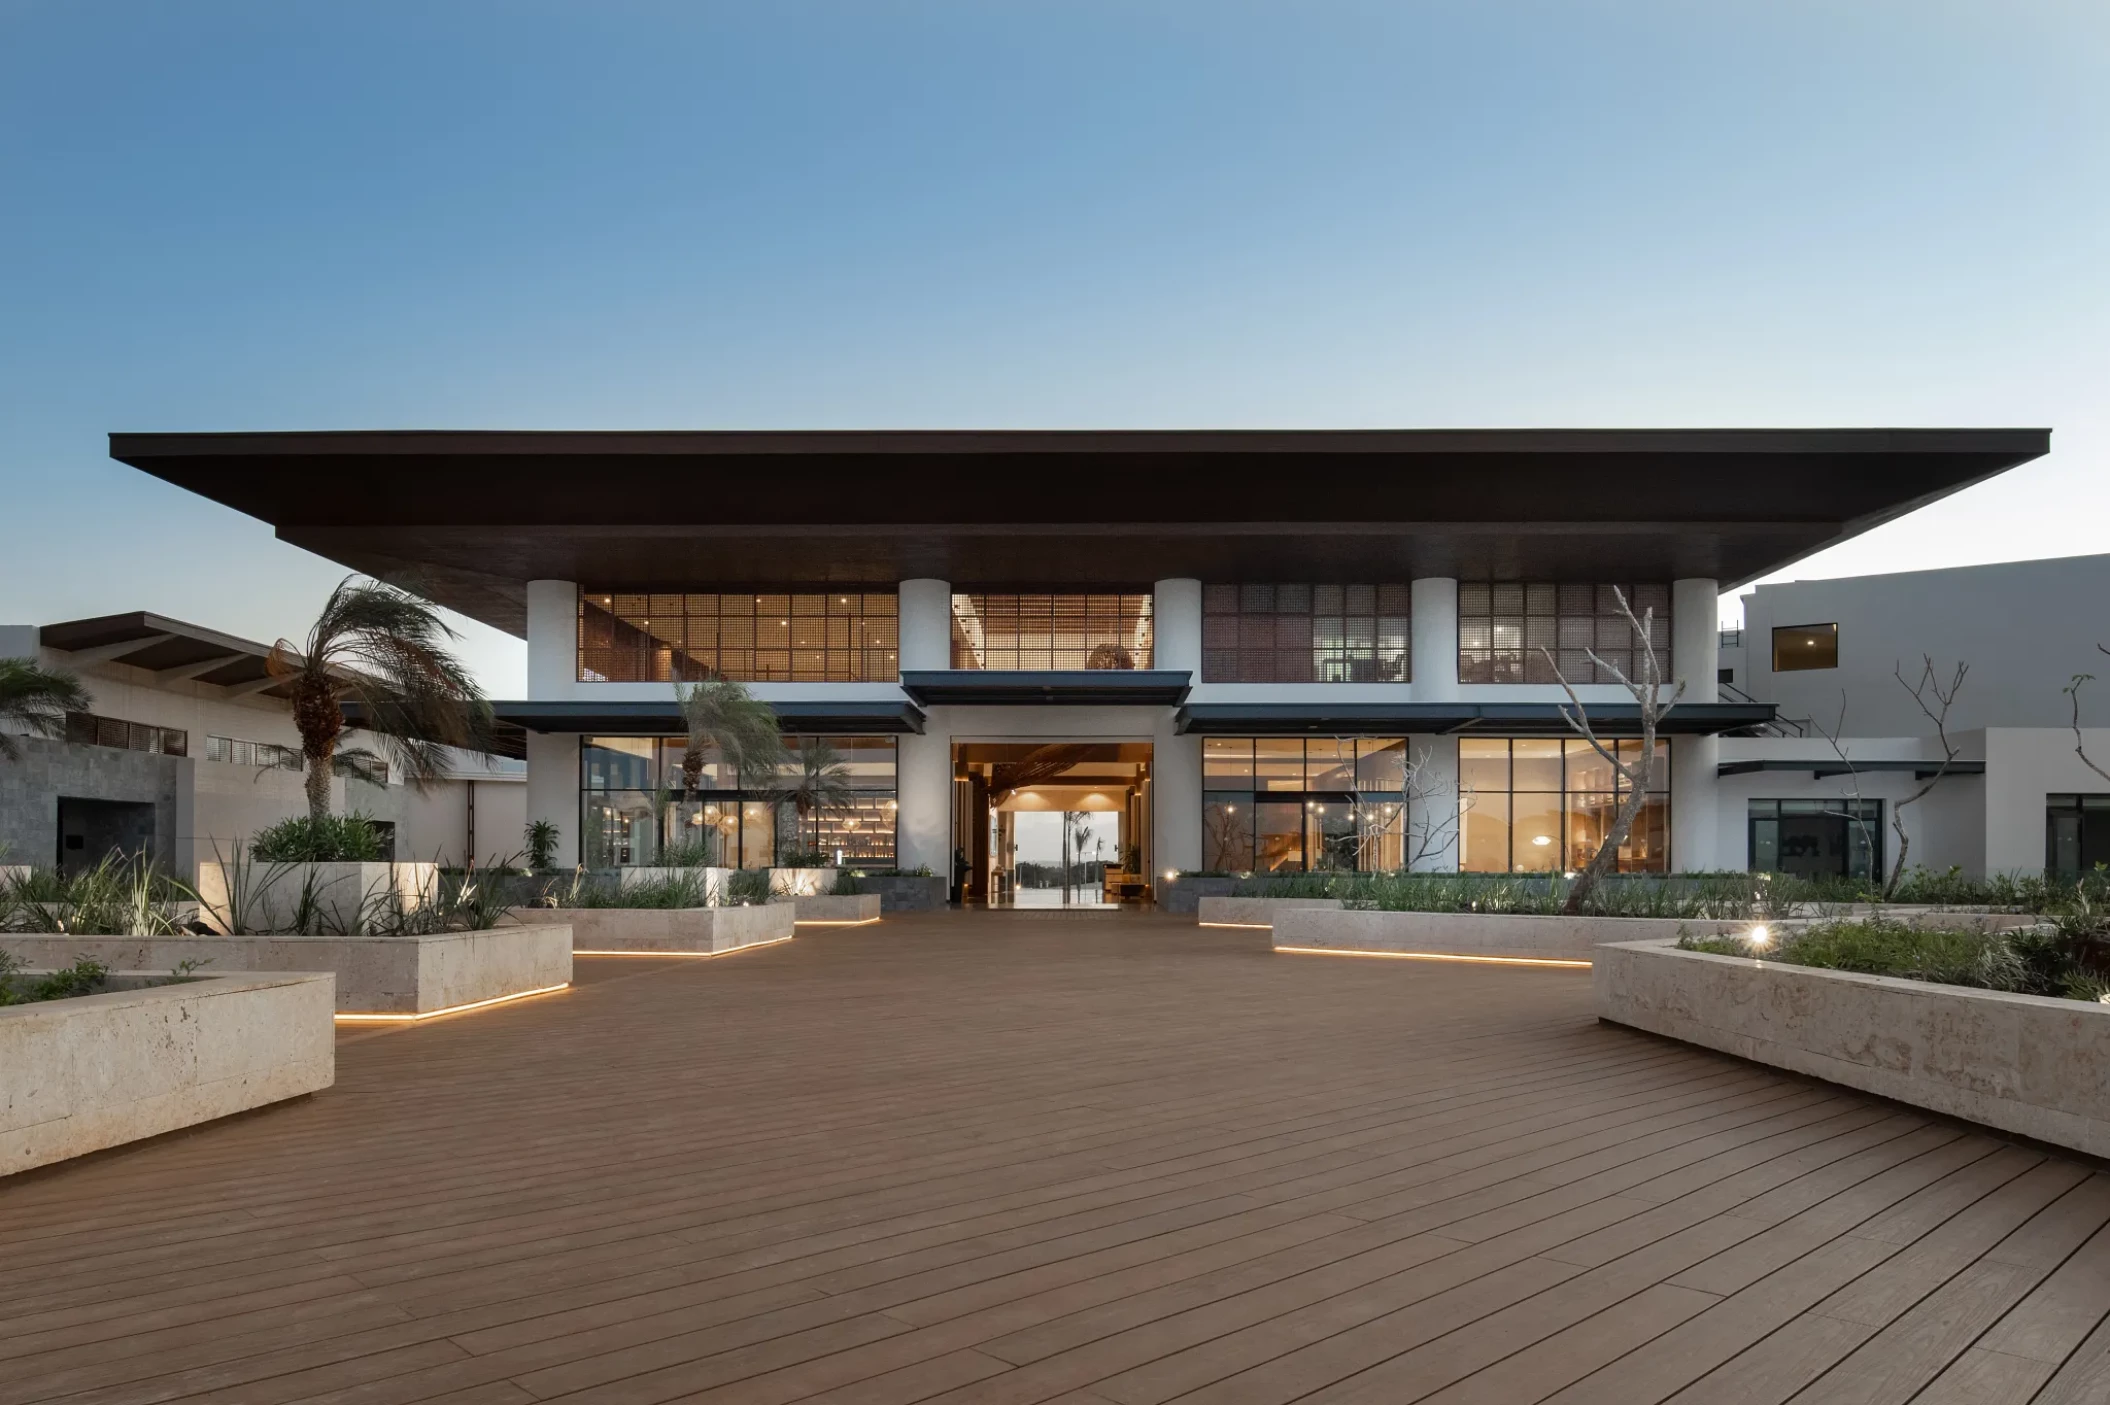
[334,983,572,1023]
[792,917,882,927]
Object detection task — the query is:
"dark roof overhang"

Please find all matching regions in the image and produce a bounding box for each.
[106,428,2053,636]
[1175,701,1778,737]
[900,670,1193,706]
[39,611,293,699]
[1718,758,1986,779]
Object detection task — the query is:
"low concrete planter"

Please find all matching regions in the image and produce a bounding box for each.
[2,971,335,1177]
[1197,896,1344,928]
[1157,875,1238,915]
[770,866,834,898]
[522,904,793,954]
[1596,939,2110,1160]
[1272,908,1752,963]
[0,926,572,1016]
[855,875,948,911]
[793,894,882,924]
[194,860,438,935]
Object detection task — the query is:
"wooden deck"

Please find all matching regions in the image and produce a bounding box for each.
[5,911,2110,1405]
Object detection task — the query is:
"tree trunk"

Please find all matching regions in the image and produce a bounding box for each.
[304,748,332,820]
[1560,777,1650,915]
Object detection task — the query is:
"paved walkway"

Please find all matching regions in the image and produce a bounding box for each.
[5,911,2110,1405]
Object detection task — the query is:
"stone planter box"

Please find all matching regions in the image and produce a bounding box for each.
[2,971,335,1177]
[1596,939,2110,1160]
[770,866,834,898]
[793,894,882,924]
[520,904,793,955]
[854,875,948,912]
[0,926,572,1017]
[194,860,438,935]
[1156,875,1238,915]
[1271,908,1753,963]
[1196,896,1343,928]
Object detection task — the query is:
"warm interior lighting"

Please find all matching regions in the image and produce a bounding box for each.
[1274,946,1591,969]
[334,983,571,1023]
[1531,835,1553,847]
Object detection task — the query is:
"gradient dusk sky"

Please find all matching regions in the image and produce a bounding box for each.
[2,2,2105,692]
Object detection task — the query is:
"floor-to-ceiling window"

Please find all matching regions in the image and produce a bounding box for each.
[577,590,899,682]
[2046,795,2110,878]
[1749,799,1882,881]
[1457,583,1672,684]
[581,735,897,868]
[1458,738,1670,872]
[950,594,1154,669]
[1200,584,1411,682]
[1201,737,1406,873]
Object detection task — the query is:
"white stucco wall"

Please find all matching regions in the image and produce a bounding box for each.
[1742,554,2110,734]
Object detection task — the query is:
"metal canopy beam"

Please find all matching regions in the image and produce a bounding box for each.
[899,670,1193,707]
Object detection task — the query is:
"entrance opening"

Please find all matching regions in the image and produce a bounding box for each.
[56,797,157,876]
[952,742,1152,907]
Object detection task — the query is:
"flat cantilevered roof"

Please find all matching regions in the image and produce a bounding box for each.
[108,427,2050,636]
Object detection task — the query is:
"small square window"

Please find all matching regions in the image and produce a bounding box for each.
[1773,623,1839,672]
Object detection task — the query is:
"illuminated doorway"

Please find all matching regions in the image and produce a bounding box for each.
[951,742,1153,906]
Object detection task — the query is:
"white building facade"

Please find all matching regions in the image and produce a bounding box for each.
[106,426,2076,895]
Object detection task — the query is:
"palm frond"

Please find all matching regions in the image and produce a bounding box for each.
[0,658,93,763]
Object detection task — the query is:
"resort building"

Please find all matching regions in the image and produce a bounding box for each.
[0,612,524,875]
[101,426,2108,894]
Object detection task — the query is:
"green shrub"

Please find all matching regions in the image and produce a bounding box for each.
[251,813,387,863]
[777,849,830,868]
[831,868,862,896]
[724,868,771,904]
[657,837,724,868]
[0,952,111,1005]
[1678,914,2110,1003]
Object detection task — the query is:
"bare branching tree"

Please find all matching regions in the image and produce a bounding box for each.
[1886,655,1968,899]
[1543,587,1684,915]
[2064,644,2110,787]
[1808,692,1881,887]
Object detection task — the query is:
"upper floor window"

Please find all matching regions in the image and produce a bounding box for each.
[578,591,899,683]
[950,594,1153,670]
[64,711,187,757]
[1458,583,1672,685]
[1772,623,1838,672]
[1201,584,1411,683]
[205,735,302,771]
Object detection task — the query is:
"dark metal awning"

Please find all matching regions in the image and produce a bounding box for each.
[1718,758,1986,780]
[900,670,1193,706]
[485,699,926,738]
[1174,701,1777,738]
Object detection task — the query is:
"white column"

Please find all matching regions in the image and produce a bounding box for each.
[1411,577,1459,701]
[525,732,581,869]
[526,580,579,700]
[1672,578,1721,702]
[1405,735,1460,872]
[895,726,954,880]
[898,579,952,672]
[1153,720,1202,878]
[1153,578,1201,675]
[1671,578,1722,872]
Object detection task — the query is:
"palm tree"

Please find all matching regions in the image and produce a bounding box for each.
[671,677,781,796]
[269,577,492,819]
[0,658,93,762]
[778,738,856,852]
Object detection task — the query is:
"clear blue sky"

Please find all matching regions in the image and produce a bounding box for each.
[3,2,2105,692]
